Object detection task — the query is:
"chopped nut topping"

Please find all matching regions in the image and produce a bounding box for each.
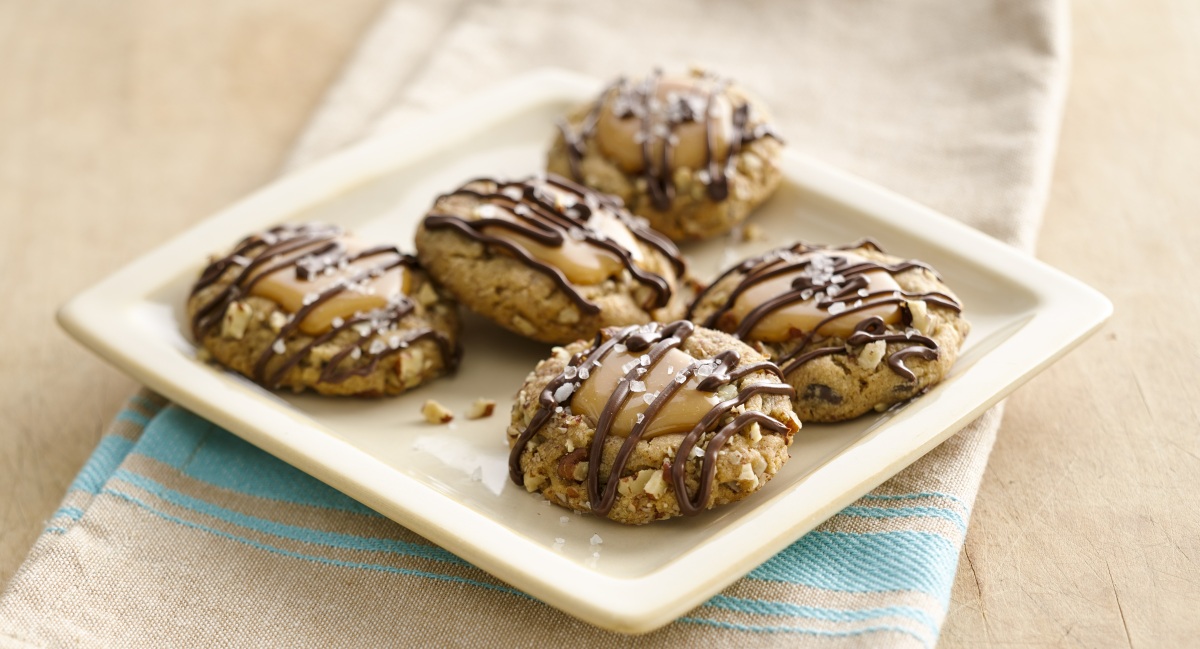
[421,399,454,425]
[267,311,288,333]
[221,301,253,340]
[616,468,658,497]
[416,282,440,307]
[523,474,547,493]
[737,463,760,489]
[857,340,887,371]
[643,469,668,498]
[511,315,537,336]
[556,307,580,324]
[747,421,763,442]
[906,300,931,335]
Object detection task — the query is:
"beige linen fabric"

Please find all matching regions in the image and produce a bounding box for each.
[0,2,1068,647]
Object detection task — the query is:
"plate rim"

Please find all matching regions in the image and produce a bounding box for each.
[57,68,1112,634]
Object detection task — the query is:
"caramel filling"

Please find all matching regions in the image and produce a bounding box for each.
[572,347,717,439]
[728,253,903,341]
[593,76,734,173]
[248,238,409,335]
[479,199,644,286]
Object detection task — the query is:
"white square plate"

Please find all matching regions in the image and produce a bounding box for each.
[58,69,1111,634]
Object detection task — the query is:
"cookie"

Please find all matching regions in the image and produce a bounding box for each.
[507,320,800,525]
[414,174,689,344]
[547,68,783,241]
[688,241,969,421]
[188,223,460,396]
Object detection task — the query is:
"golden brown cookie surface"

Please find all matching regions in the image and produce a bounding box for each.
[507,321,800,525]
[548,68,783,241]
[188,223,459,396]
[689,241,970,421]
[415,174,689,344]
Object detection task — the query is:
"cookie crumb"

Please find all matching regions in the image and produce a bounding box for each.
[421,399,454,424]
[466,398,496,420]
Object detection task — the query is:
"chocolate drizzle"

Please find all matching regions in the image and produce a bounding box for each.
[558,69,782,211]
[688,241,963,380]
[509,321,796,517]
[191,223,458,389]
[423,174,685,314]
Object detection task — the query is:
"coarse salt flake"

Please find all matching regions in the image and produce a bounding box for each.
[553,382,576,402]
[629,380,646,393]
[271,339,286,354]
[590,534,603,545]
[828,301,847,315]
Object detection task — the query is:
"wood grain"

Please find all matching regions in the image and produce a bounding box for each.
[1,1,1196,645]
[940,0,1200,646]
[0,0,386,586]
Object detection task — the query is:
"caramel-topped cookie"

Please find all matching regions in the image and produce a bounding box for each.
[508,321,800,525]
[188,223,460,396]
[547,68,783,241]
[414,174,689,344]
[689,241,969,421]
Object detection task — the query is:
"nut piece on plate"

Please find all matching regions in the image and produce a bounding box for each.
[414,174,691,344]
[422,399,455,424]
[688,240,970,421]
[187,222,461,396]
[548,68,784,241]
[506,320,800,525]
[466,398,496,420]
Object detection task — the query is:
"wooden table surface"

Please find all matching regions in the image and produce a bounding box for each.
[2,1,1196,646]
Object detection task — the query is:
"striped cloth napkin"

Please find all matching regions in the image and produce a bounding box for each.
[0,2,1068,647]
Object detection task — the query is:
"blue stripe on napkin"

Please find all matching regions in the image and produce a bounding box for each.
[43,395,965,648]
